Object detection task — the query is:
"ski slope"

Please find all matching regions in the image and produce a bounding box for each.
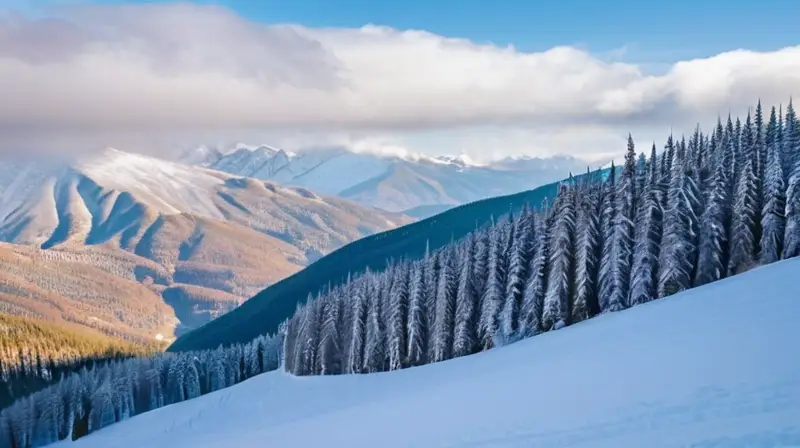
[61,259,800,448]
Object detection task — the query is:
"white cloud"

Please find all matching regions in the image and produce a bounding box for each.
[0,3,798,161]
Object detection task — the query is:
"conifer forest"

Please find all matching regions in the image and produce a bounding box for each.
[2,99,799,447]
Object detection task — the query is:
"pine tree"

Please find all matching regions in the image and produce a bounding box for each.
[784,159,800,259]
[346,280,367,374]
[518,212,548,337]
[607,135,637,311]
[453,236,479,358]
[760,106,787,264]
[362,281,386,373]
[571,178,601,322]
[431,249,456,363]
[694,152,730,286]
[478,224,505,350]
[387,264,410,371]
[319,295,343,375]
[597,162,617,311]
[500,209,533,340]
[658,147,699,297]
[630,151,664,306]
[542,184,576,330]
[727,150,760,275]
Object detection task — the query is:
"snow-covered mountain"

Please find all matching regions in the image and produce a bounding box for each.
[180,145,594,214]
[0,148,410,341]
[55,258,800,447]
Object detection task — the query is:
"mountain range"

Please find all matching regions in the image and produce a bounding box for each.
[180,145,594,215]
[0,148,410,343]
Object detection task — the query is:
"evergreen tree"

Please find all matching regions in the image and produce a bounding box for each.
[597,162,617,311]
[406,261,428,367]
[607,135,637,311]
[658,147,699,297]
[542,184,576,330]
[387,265,410,371]
[630,151,664,306]
[431,249,456,363]
[571,177,601,322]
[694,153,730,286]
[784,159,800,259]
[346,280,367,374]
[760,106,787,264]
[478,224,505,350]
[519,214,548,338]
[728,147,760,275]
[453,236,479,358]
[500,209,533,340]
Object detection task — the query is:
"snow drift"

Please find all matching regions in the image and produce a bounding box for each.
[60,258,800,448]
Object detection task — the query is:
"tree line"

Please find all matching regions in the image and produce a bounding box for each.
[0,333,283,447]
[282,99,800,375]
[1,98,798,447]
[0,314,164,410]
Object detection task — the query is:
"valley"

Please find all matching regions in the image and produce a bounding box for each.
[0,149,410,342]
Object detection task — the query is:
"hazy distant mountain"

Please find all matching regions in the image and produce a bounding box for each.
[0,148,410,342]
[180,145,595,216]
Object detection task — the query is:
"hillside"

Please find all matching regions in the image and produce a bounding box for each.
[0,313,157,367]
[183,144,593,214]
[168,170,595,352]
[57,258,800,447]
[0,313,160,409]
[0,149,409,341]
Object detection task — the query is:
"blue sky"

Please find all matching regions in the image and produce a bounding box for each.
[13,0,800,63]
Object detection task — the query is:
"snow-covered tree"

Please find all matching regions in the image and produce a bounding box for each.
[431,249,456,363]
[760,106,787,264]
[387,264,409,371]
[406,261,428,367]
[694,153,730,286]
[607,135,637,311]
[542,184,576,330]
[658,146,699,297]
[571,173,601,322]
[453,235,479,358]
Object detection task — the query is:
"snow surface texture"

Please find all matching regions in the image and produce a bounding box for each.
[61,259,800,448]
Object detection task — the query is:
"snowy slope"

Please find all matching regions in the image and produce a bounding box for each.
[62,259,800,448]
[183,145,593,214]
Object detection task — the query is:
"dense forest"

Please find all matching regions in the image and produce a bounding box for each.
[0,315,164,410]
[0,332,282,447]
[281,99,799,376]
[1,98,798,447]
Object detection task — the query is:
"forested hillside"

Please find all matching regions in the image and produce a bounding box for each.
[169,170,606,352]
[0,314,162,410]
[2,98,798,447]
[280,99,799,376]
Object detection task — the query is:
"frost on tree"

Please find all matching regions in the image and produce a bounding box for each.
[542,183,576,330]
[630,149,664,307]
[431,248,456,363]
[607,136,637,312]
[760,106,787,264]
[478,222,506,350]
[454,235,479,358]
[597,162,617,311]
[694,152,730,286]
[658,146,699,298]
[571,171,601,322]
[500,207,533,341]
[406,260,428,367]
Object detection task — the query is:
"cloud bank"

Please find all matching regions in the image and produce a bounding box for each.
[0,3,798,160]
